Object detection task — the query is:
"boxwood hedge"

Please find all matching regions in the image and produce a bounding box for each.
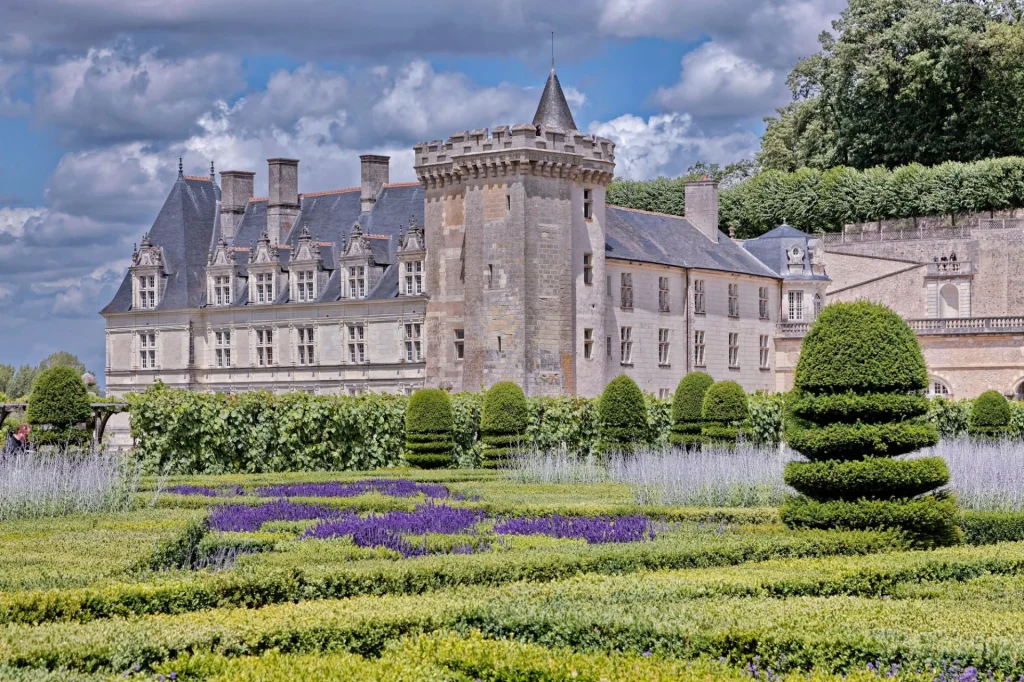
[969,390,1011,439]
[670,372,714,449]
[701,380,748,444]
[597,375,649,453]
[26,366,92,448]
[480,382,528,469]
[404,389,455,469]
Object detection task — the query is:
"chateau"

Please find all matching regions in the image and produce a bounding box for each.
[102,68,1024,409]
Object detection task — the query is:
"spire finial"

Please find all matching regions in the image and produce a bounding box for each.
[210,160,215,178]
[178,157,183,177]
[551,31,555,70]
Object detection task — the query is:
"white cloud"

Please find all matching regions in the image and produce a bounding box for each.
[0,207,44,238]
[589,112,758,180]
[654,42,784,118]
[0,284,13,307]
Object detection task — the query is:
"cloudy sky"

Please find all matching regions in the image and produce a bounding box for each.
[0,0,843,383]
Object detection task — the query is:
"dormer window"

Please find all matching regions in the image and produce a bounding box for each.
[255,273,275,304]
[137,275,157,309]
[404,261,423,295]
[348,266,366,299]
[295,270,315,302]
[212,275,231,306]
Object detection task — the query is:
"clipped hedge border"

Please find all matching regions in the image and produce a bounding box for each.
[783,457,950,501]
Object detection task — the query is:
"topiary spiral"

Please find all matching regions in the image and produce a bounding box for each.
[700,380,748,445]
[669,372,714,449]
[404,388,456,469]
[968,390,1011,440]
[780,301,959,547]
[597,375,649,454]
[480,381,529,469]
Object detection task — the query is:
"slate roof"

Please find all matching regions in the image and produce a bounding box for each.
[740,223,831,282]
[605,206,779,279]
[532,69,578,131]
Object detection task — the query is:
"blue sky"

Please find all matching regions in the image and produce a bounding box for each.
[0,0,844,385]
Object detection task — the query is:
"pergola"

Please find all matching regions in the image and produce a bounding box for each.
[0,402,129,448]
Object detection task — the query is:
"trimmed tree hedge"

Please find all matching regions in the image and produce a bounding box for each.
[701,380,748,445]
[26,366,92,447]
[597,375,648,453]
[404,389,456,469]
[670,372,714,449]
[782,301,957,548]
[969,390,1011,439]
[480,382,528,469]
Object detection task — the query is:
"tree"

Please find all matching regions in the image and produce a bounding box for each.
[38,351,87,375]
[6,365,38,400]
[781,301,959,547]
[969,390,1012,439]
[480,382,529,469]
[404,389,456,469]
[597,375,649,453]
[670,372,715,449]
[700,381,749,445]
[0,364,13,397]
[26,366,93,448]
[760,0,1024,171]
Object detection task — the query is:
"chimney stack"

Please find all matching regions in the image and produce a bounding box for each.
[267,158,300,245]
[360,155,390,213]
[219,170,255,242]
[685,179,719,243]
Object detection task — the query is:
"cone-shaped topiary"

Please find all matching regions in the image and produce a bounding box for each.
[700,380,748,444]
[404,388,456,469]
[26,366,93,447]
[670,372,714,449]
[597,375,648,453]
[781,301,958,547]
[480,381,529,469]
[969,390,1011,440]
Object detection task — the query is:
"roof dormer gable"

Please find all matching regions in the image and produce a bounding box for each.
[248,230,280,265]
[132,233,164,270]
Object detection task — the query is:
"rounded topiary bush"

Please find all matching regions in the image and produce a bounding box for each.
[597,375,648,453]
[26,366,93,448]
[969,390,1011,439]
[480,381,529,469]
[670,372,714,449]
[700,380,748,444]
[404,388,456,469]
[782,301,957,548]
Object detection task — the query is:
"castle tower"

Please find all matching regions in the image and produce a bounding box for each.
[415,69,615,396]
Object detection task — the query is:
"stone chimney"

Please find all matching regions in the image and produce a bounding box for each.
[360,155,390,213]
[685,178,719,243]
[267,158,300,245]
[219,170,255,242]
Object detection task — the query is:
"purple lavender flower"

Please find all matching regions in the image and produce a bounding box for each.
[255,478,454,500]
[208,500,350,532]
[493,514,654,544]
[165,484,244,497]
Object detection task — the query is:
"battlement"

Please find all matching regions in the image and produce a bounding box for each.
[414,124,615,168]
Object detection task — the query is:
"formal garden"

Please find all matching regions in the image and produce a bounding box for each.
[4,302,1024,681]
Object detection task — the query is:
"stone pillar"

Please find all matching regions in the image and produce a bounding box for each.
[360,155,390,213]
[267,158,300,245]
[685,179,719,243]
[219,170,255,242]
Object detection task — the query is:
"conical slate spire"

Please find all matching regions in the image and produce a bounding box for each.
[532,69,577,131]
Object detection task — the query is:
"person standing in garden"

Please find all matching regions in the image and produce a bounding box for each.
[3,424,30,454]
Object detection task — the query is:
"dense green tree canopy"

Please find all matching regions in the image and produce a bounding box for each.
[760,0,1024,172]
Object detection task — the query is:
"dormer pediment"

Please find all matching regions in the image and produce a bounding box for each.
[208,237,234,267]
[342,222,374,262]
[291,225,323,265]
[132,234,164,270]
[249,230,279,266]
[399,216,425,255]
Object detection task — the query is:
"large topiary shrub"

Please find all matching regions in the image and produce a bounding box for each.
[480,382,528,468]
[969,390,1011,439]
[597,375,648,453]
[781,301,958,547]
[700,380,748,444]
[404,388,456,469]
[669,372,714,449]
[26,366,93,447]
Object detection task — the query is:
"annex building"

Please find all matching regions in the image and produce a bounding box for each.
[102,68,1024,406]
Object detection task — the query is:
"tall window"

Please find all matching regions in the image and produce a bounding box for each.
[606,336,612,359]
[583,188,594,219]
[404,323,422,362]
[788,290,804,321]
[583,328,594,360]
[728,333,739,368]
[694,330,705,367]
[659,277,670,312]
[693,279,706,314]
[658,388,672,399]
[404,261,423,295]
[348,266,366,299]
[620,326,633,365]
[759,335,770,369]
[256,329,274,367]
[454,329,465,360]
[349,324,366,363]
[255,272,274,304]
[138,275,157,309]
[296,327,315,366]
[212,275,231,306]
[728,283,740,317]
[658,328,670,366]
[620,272,633,309]
[296,270,314,302]
[139,333,156,369]
[606,275,612,297]
[487,264,495,289]
[929,380,950,397]
[758,286,770,320]
[583,254,593,285]
[214,330,231,368]
[813,292,823,319]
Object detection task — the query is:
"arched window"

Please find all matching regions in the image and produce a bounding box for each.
[928,378,951,398]
[1015,382,1024,402]
[939,283,959,319]
[813,293,823,319]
